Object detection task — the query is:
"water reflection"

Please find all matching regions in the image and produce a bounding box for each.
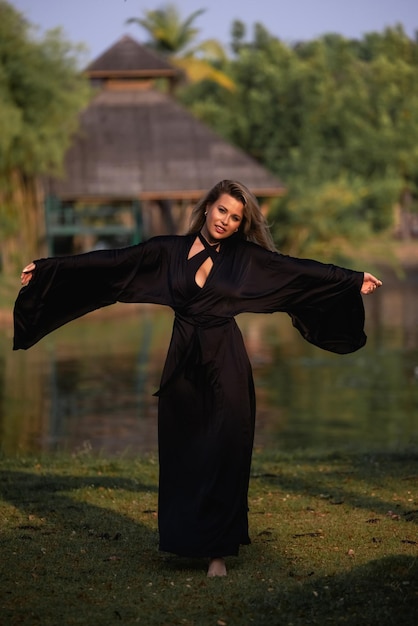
[1,271,417,456]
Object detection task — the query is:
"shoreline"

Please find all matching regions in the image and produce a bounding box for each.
[0,301,160,328]
[2,244,417,327]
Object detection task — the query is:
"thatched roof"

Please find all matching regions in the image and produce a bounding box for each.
[46,37,284,201]
[85,35,178,80]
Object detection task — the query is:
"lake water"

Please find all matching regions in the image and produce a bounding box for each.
[1,268,417,457]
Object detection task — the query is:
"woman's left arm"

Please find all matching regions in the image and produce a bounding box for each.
[361,272,382,295]
[232,244,383,354]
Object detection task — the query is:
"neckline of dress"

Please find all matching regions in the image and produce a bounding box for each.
[198,231,221,249]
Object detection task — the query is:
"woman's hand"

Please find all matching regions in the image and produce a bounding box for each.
[20,262,36,287]
[361,272,382,295]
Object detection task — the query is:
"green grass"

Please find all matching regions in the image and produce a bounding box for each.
[0,449,417,625]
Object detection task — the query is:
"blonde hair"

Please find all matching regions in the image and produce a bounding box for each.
[187,180,277,252]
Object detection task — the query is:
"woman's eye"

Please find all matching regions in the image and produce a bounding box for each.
[218,207,226,213]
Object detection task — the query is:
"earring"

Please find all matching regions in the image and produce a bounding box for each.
[204,211,207,216]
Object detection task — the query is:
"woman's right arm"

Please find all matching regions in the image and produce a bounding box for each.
[14,237,175,350]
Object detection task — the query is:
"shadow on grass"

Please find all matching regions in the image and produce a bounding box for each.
[0,457,417,625]
[248,554,418,626]
[0,468,159,538]
[0,468,162,624]
[0,469,158,537]
[253,450,418,525]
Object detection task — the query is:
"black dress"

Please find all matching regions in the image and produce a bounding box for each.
[13,233,366,557]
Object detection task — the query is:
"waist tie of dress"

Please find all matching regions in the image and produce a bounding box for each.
[154,312,234,397]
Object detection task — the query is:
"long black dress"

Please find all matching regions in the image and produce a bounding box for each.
[13,233,366,557]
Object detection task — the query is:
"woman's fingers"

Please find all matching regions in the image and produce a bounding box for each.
[361,272,383,295]
[20,262,36,286]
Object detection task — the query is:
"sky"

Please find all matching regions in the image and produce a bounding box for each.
[8,0,418,63]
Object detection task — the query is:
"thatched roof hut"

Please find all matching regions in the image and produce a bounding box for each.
[44,36,284,252]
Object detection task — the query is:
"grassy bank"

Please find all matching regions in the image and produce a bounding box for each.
[0,449,417,625]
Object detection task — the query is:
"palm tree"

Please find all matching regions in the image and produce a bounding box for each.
[127,4,205,55]
[126,3,234,90]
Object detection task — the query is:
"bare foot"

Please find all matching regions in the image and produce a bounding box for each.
[207,558,227,577]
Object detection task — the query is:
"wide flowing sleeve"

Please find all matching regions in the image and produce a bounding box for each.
[231,243,366,355]
[13,237,173,350]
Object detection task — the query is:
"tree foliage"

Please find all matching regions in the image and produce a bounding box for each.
[179,21,418,258]
[3,0,416,267]
[0,1,91,270]
[127,2,234,90]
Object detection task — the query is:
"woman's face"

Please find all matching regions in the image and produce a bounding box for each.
[202,193,244,243]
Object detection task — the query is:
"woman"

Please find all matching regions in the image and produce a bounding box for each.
[15,180,382,577]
